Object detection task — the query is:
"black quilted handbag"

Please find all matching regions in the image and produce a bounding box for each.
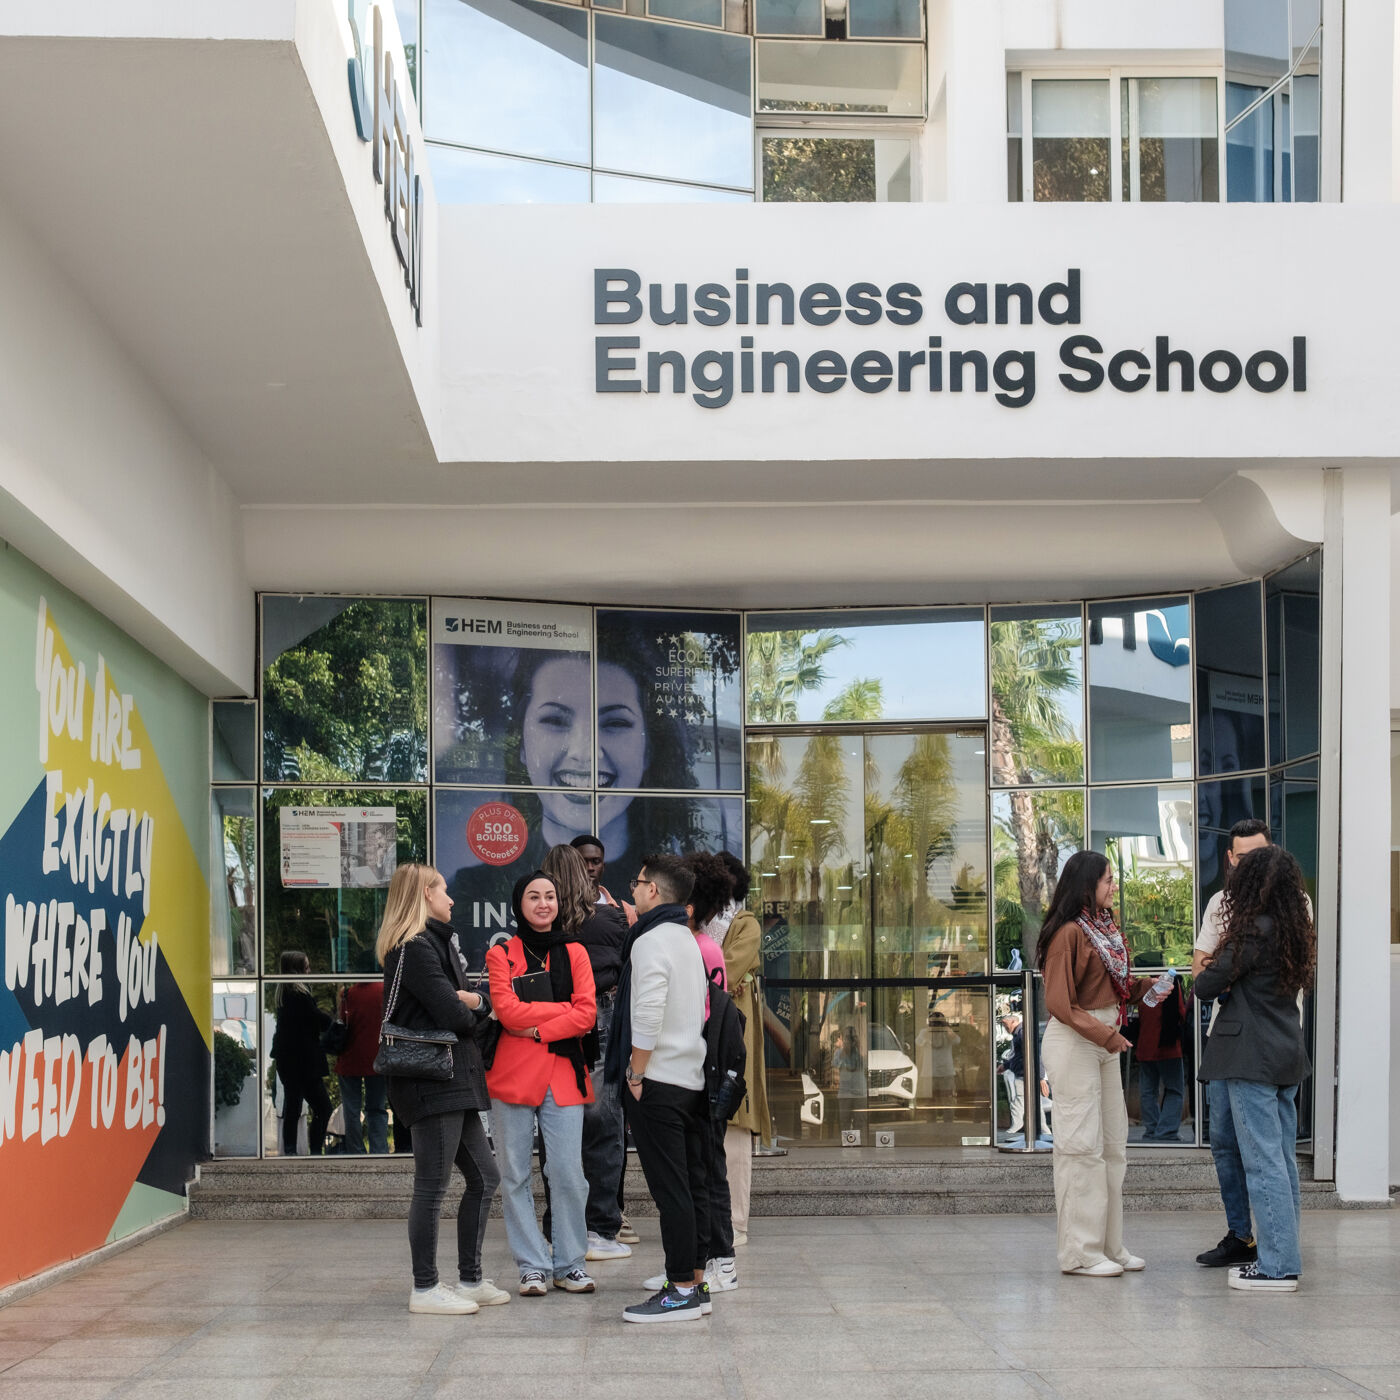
[373,946,457,1081]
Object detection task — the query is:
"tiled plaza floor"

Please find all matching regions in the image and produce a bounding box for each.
[1,1210,1396,1400]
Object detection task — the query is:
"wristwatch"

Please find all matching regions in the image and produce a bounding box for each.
[624,1066,643,1086]
[532,1028,542,1043]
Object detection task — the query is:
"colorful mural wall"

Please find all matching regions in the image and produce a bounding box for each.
[0,541,211,1288]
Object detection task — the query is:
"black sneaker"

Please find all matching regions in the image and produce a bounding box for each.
[622,1283,705,1324]
[1196,1231,1257,1268]
[1228,1262,1298,1292]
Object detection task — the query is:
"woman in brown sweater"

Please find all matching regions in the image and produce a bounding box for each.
[1036,851,1152,1277]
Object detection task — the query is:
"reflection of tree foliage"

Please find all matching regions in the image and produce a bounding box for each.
[263,601,428,783]
[1033,137,1110,201]
[219,814,257,975]
[989,618,1084,965]
[763,137,878,203]
[1111,841,1195,967]
[747,628,849,724]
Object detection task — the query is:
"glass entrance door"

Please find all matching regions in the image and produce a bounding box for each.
[747,726,995,1147]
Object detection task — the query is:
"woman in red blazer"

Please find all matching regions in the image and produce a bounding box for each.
[486,871,598,1296]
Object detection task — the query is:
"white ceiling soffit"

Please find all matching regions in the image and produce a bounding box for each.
[0,30,436,490]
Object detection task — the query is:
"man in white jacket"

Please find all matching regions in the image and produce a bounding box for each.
[607,853,711,1324]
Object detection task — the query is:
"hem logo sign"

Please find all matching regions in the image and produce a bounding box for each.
[443,618,504,635]
[348,4,424,326]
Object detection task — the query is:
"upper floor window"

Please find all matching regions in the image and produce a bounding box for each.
[1007,72,1219,203]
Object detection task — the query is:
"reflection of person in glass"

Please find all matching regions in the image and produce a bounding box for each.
[271,950,331,1156]
[832,1026,866,1133]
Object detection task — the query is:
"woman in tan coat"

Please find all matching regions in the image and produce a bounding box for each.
[710,852,771,1247]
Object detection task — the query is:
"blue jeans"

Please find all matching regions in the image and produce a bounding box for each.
[492,1091,588,1278]
[338,1075,389,1154]
[1225,1080,1301,1278]
[1207,1077,1253,1240]
[1138,1059,1184,1141]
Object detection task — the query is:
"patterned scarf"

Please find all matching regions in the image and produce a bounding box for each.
[1075,907,1132,1008]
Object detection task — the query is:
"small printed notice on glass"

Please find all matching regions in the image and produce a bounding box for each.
[279,807,397,889]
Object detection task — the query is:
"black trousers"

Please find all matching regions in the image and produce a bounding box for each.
[623,1079,710,1283]
[407,1110,501,1290]
[703,1110,734,1258]
[278,1069,331,1156]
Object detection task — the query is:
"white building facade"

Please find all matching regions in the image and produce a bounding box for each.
[0,0,1396,1285]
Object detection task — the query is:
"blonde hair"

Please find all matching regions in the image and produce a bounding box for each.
[375,863,439,966]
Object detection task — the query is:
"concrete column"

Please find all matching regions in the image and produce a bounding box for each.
[1325,467,1392,1200]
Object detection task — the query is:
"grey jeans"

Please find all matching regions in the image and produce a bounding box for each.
[407,1109,500,1290]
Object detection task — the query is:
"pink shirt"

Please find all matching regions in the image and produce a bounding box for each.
[693,931,727,1014]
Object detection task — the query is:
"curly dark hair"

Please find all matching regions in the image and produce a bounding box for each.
[683,851,736,928]
[1217,845,1316,997]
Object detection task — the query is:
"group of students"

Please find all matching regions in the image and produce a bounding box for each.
[374,834,766,1322]
[1037,818,1315,1291]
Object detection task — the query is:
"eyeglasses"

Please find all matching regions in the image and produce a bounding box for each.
[629,876,655,892]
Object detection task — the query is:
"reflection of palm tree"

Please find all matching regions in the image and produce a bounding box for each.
[990,618,1083,920]
[747,629,849,723]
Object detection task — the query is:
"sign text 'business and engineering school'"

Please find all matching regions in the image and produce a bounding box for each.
[593,268,1305,410]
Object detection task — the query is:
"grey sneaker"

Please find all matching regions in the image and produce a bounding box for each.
[586,1230,632,1261]
[623,1282,704,1324]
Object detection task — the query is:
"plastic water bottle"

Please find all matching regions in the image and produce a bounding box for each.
[1142,969,1176,1008]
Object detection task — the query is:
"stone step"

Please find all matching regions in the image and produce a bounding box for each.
[188,1150,1352,1220]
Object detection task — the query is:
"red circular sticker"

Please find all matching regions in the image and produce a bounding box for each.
[466,802,528,866]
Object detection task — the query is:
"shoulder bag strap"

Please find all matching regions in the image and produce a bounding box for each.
[381,945,407,1030]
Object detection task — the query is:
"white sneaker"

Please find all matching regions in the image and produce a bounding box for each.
[704,1257,739,1292]
[453,1279,511,1306]
[1065,1259,1124,1278]
[642,1271,669,1290]
[409,1283,478,1314]
[586,1231,633,1261]
[1119,1254,1146,1272]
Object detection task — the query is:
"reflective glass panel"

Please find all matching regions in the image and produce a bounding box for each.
[422,0,590,164]
[867,731,988,978]
[746,609,986,724]
[1122,77,1219,202]
[262,597,428,783]
[333,979,392,1153]
[1292,68,1320,202]
[846,0,922,40]
[394,0,419,98]
[595,609,744,791]
[213,981,260,1157]
[432,599,592,786]
[1007,71,1023,201]
[1269,768,1318,905]
[213,700,258,782]
[593,173,752,202]
[1089,784,1195,966]
[598,794,744,910]
[996,979,1051,1146]
[1031,79,1110,201]
[1226,0,1289,84]
[1267,553,1320,763]
[1123,969,1195,1144]
[1226,82,1274,202]
[1196,581,1265,776]
[594,14,754,189]
[989,605,1084,786]
[756,41,924,116]
[262,982,338,1157]
[212,787,258,976]
[1087,597,1191,783]
[762,136,912,202]
[1196,775,1268,912]
[429,145,590,204]
[439,787,582,969]
[262,789,428,975]
[992,789,1084,971]
[754,0,823,38]
[647,0,724,28]
[748,733,867,980]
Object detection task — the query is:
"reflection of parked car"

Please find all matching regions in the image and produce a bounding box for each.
[800,1072,825,1127]
[867,1024,918,1106]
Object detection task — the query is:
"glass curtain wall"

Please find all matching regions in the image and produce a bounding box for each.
[399,0,928,204]
[212,560,1322,1157]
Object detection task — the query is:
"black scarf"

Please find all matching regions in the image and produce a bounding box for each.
[511,872,597,1095]
[603,902,689,1087]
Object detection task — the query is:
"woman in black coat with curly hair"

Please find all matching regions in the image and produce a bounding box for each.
[1195,845,1315,1293]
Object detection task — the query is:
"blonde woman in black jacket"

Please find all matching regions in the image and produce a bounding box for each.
[378,863,508,1316]
[1196,845,1315,1293]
